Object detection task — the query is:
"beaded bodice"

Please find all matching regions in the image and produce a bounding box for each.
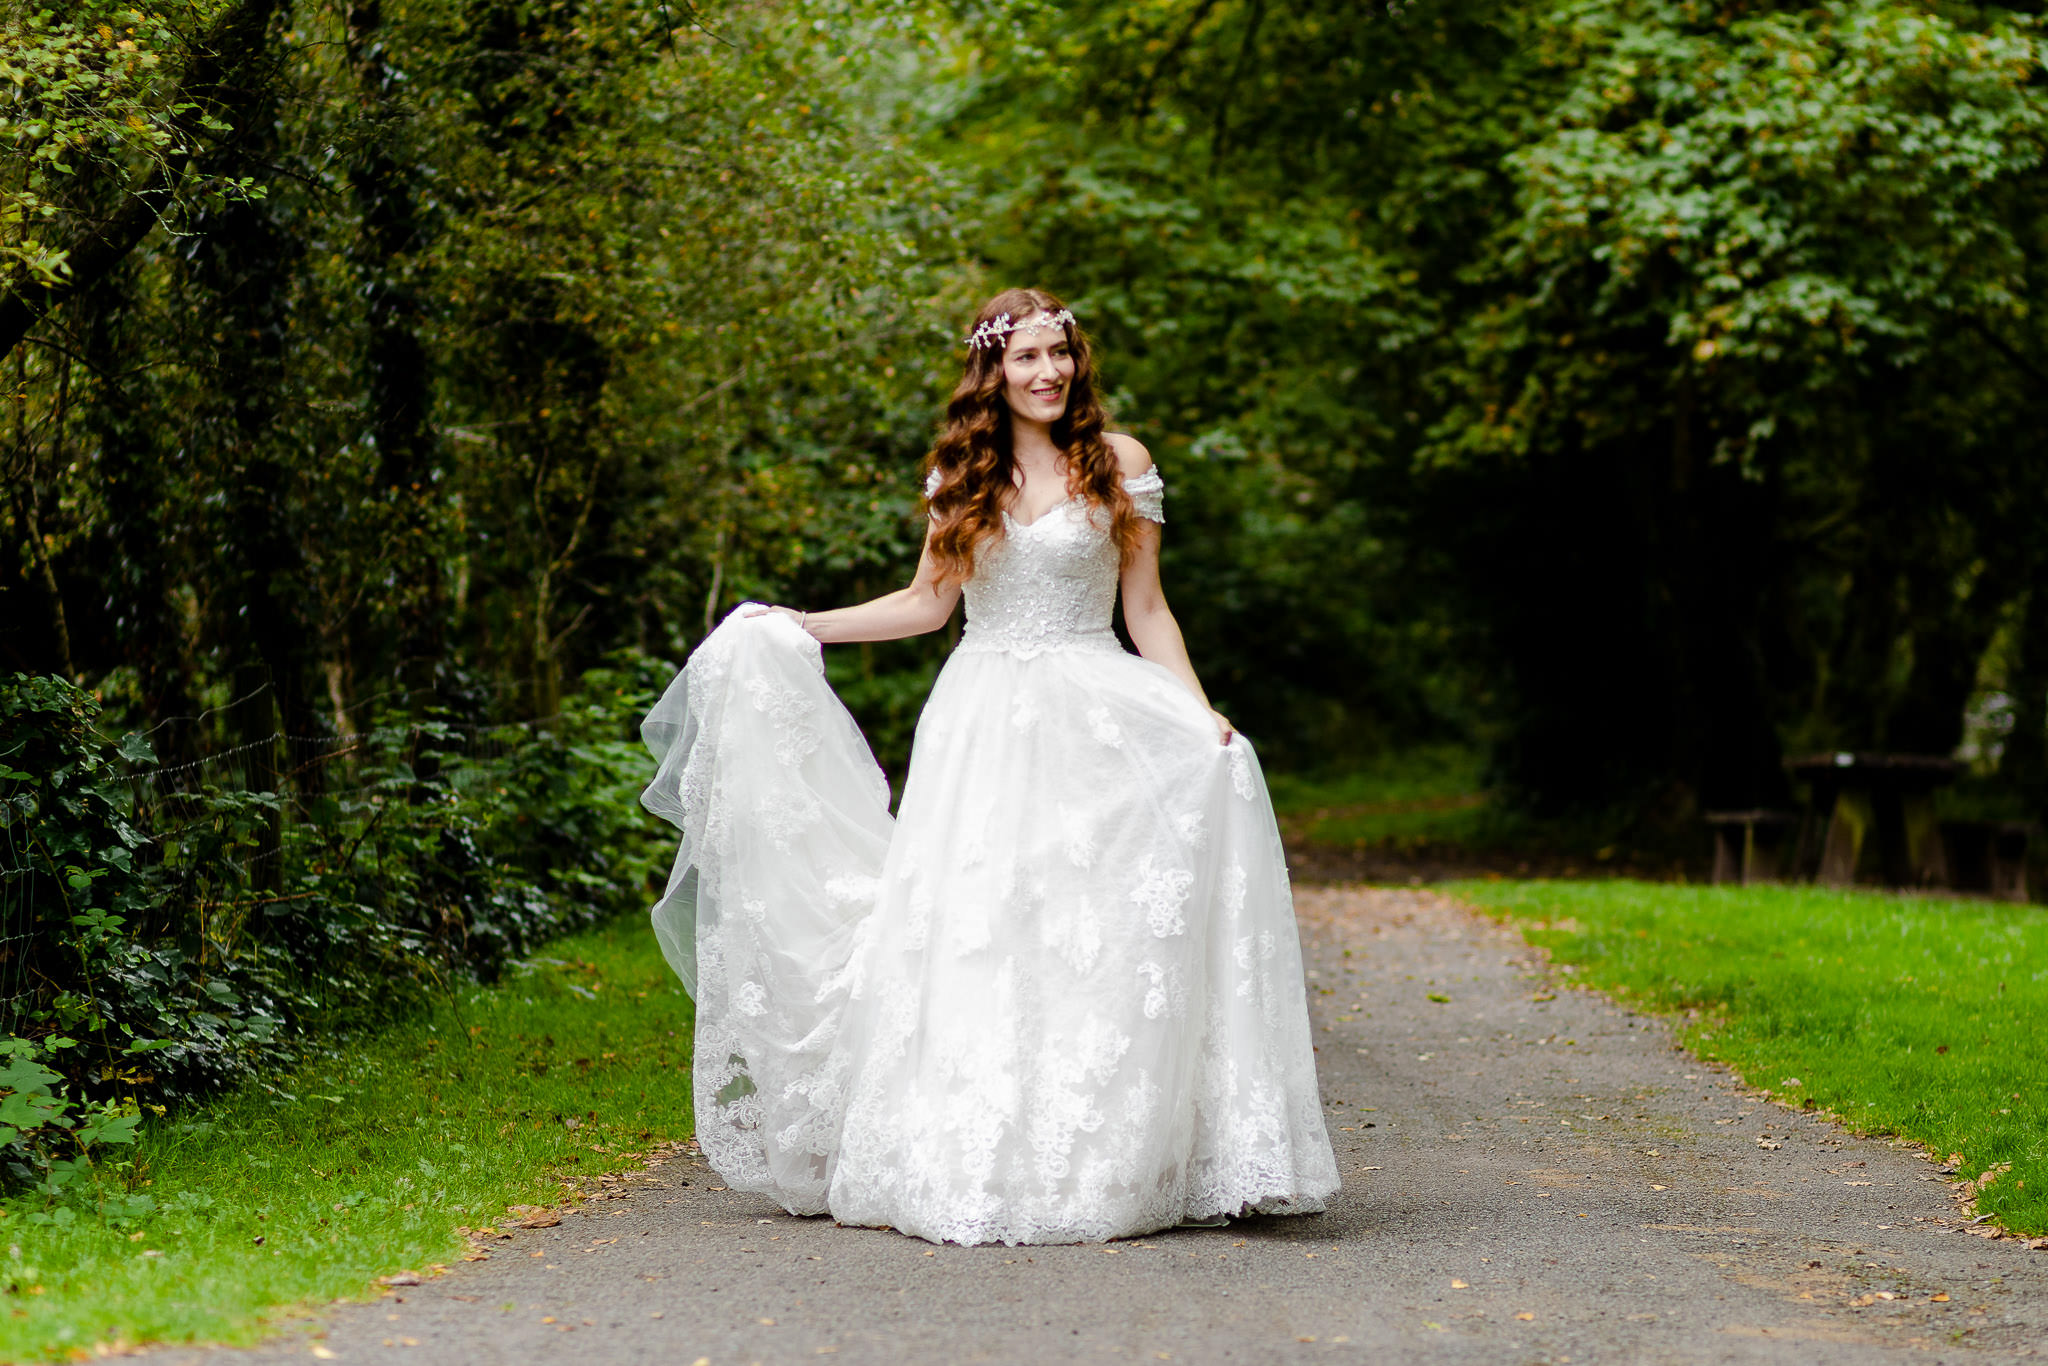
[930,467,1167,660]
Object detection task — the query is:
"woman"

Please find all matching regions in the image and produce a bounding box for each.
[640,287,1337,1246]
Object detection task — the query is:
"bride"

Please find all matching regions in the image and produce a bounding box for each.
[639,288,1337,1245]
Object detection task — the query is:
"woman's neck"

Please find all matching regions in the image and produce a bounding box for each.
[1010,415,1061,471]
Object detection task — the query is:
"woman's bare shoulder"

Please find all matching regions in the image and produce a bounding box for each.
[1103,431,1154,478]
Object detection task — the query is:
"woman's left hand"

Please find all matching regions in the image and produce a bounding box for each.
[1210,709,1235,746]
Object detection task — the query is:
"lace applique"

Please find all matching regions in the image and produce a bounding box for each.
[747,677,822,767]
[824,874,879,908]
[735,980,768,1016]
[1010,691,1040,731]
[1227,742,1256,800]
[1129,857,1195,938]
[902,880,934,951]
[1222,862,1249,916]
[1058,804,1098,869]
[754,785,821,849]
[1040,892,1103,974]
[1172,810,1207,849]
[1137,960,1188,1020]
[1086,706,1125,749]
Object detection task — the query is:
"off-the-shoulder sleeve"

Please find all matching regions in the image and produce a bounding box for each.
[1123,466,1166,524]
[923,468,941,499]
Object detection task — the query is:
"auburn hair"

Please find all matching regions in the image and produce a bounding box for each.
[922,288,1143,584]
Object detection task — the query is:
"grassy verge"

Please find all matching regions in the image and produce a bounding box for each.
[1268,745,1498,848]
[1,915,693,1361]
[1451,879,2047,1236]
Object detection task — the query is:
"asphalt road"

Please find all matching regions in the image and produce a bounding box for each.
[171,886,2048,1365]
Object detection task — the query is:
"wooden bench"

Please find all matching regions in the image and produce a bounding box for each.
[1704,810,1799,886]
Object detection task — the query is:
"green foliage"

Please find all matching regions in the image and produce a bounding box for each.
[0,664,666,1151]
[0,1038,148,1231]
[0,1,262,292]
[0,914,693,1363]
[1455,878,2048,1235]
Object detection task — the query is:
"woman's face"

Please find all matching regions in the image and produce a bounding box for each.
[1001,317,1075,427]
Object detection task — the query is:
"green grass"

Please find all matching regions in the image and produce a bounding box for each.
[0,915,695,1361]
[1451,879,2048,1235]
[1268,745,1502,848]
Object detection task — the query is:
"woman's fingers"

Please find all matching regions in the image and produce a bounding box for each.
[1212,710,1235,745]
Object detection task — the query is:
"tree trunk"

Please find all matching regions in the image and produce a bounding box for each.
[346,0,445,704]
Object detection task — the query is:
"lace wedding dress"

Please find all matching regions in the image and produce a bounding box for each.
[639,467,1337,1245]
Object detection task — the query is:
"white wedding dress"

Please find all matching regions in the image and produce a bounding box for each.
[639,467,1337,1245]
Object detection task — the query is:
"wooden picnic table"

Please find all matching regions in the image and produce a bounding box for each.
[1784,752,1964,889]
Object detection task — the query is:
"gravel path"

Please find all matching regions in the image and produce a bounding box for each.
[173,886,2047,1365]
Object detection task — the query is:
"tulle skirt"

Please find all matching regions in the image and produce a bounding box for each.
[641,607,1336,1245]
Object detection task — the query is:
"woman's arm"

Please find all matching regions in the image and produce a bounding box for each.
[1110,436,1234,745]
[754,528,961,644]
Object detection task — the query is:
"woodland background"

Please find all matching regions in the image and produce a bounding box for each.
[3,0,2048,1130]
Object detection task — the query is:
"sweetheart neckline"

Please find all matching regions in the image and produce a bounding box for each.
[1002,495,1079,531]
[999,465,1161,531]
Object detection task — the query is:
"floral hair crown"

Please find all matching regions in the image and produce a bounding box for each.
[965,308,1076,351]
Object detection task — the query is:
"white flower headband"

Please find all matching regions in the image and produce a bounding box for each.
[965,308,1076,351]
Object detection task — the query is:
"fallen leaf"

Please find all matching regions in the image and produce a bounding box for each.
[541,1317,558,1324]
[1650,1185,1668,1191]
[1849,1295,1876,1308]
[519,1211,562,1229]
[1932,1294,1950,1302]
[1757,1139,1782,1151]
[310,1350,338,1361]
[1427,993,1450,1003]
[758,1317,777,1326]
[379,1272,423,1287]
[1516,1312,1534,1321]
[1421,1321,1444,1332]
[1530,993,1556,1003]
[1451,1279,1469,1289]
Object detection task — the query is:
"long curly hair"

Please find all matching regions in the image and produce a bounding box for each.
[922,288,1142,585]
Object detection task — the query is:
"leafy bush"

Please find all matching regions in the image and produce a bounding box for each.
[0,659,669,1206]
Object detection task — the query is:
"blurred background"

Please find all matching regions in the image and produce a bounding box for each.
[4,0,2047,1100]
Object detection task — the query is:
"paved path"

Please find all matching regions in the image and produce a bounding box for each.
[175,887,2047,1365]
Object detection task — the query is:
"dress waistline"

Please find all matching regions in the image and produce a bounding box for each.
[953,625,1125,660]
